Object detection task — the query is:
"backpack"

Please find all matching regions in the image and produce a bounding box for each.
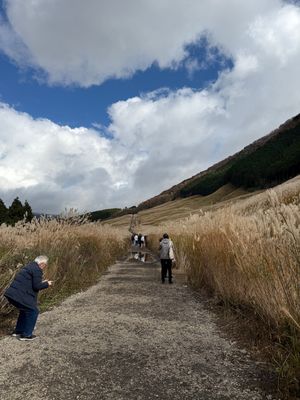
[160,239,171,259]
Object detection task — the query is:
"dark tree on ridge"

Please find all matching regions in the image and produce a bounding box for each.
[24,200,33,222]
[0,199,8,224]
[8,197,26,225]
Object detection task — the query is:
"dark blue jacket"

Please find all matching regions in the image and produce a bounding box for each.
[5,261,49,309]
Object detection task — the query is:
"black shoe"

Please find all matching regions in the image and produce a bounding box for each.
[161,281,165,284]
[19,335,37,341]
[169,281,173,284]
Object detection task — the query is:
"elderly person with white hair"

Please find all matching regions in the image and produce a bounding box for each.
[4,255,53,341]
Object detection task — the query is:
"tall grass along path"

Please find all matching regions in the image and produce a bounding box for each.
[0,253,277,400]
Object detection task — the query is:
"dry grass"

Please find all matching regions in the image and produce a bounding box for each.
[139,184,254,225]
[104,184,255,228]
[146,176,300,393]
[0,215,128,316]
[104,213,133,228]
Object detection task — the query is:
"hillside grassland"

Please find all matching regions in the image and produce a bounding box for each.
[104,184,255,228]
[144,175,300,392]
[139,184,256,225]
[0,216,128,318]
[104,213,133,228]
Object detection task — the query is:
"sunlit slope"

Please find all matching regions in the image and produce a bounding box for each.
[105,184,253,228]
[104,175,300,229]
[104,213,132,228]
[138,184,253,225]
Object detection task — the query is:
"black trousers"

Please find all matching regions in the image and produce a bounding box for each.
[161,259,172,283]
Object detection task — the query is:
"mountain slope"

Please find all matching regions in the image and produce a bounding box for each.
[136,112,300,212]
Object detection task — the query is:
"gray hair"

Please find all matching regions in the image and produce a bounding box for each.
[34,255,49,265]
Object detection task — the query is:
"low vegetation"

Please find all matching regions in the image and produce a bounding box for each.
[88,208,122,222]
[146,177,300,394]
[0,215,128,316]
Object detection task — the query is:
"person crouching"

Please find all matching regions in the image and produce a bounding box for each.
[4,255,53,341]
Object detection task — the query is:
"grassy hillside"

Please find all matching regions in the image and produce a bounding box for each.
[136,112,300,211]
[106,174,299,230]
[104,213,133,228]
[104,184,256,228]
[138,184,251,225]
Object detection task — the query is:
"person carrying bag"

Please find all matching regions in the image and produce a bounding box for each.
[159,233,175,284]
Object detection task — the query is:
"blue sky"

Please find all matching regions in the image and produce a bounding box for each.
[0,0,300,213]
[0,41,229,129]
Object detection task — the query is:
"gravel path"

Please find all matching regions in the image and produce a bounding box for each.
[0,252,277,400]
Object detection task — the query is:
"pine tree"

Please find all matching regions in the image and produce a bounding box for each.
[8,197,25,224]
[24,200,33,222]
[0,199,8,224]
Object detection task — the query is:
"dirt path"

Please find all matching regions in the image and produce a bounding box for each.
[0,251,277,400]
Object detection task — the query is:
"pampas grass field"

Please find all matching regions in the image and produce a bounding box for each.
[144,177,300,391]
[0,214,128,316]
[1,175,299,392]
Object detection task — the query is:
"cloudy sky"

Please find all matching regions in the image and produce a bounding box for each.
[0,0,300,213]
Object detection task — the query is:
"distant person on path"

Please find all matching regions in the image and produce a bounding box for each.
[4,255,53,341]
[134,234,139,246]
[159,233,175,284]
[141,235,145,248]
[138,233,142,247]
[131,233,135,245]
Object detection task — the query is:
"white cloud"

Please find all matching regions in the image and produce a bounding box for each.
[0,1,300,213]
[0,0,285,87]
[0,0,202,86]
[0,103,138,213]
[105,1,300,200]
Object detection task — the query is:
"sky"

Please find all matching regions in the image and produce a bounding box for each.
[0,0,300,214]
